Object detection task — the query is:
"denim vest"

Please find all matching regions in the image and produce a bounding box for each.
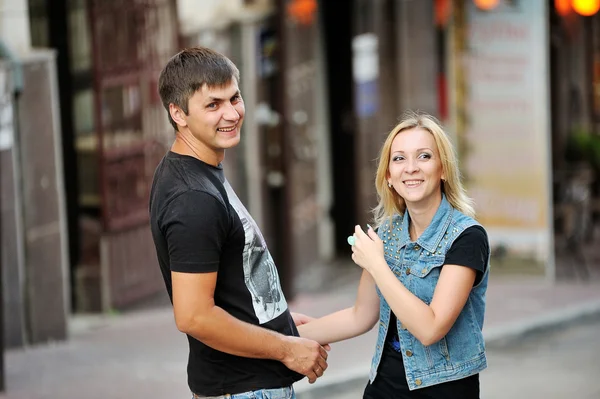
[369,195,489,390]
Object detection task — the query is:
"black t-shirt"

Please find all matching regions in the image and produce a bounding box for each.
[371,226,489,399]
[149,151,302,396]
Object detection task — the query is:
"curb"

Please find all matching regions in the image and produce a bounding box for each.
[483,298,600,347]
[296,299,600,398]
[295,366,369,398]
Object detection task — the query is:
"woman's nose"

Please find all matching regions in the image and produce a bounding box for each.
[406,158,419,173]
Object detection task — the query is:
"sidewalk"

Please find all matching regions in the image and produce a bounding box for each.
[2,272,600,399]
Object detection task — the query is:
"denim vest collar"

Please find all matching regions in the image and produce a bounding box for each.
[398,193,454,254]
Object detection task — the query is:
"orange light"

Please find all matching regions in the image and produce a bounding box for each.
[287,0,317,25]
[473,0,500,11]
[572,0,600,16]
[555,0,572,16]
[435,0,452,26]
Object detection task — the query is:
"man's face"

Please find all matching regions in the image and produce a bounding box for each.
[179,79,245,157]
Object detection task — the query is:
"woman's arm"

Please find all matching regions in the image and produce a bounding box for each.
[369,262,475,346]
[351,225,477,346]
[297,270,380,345]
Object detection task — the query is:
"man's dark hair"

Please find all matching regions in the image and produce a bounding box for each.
[158,47,240,131]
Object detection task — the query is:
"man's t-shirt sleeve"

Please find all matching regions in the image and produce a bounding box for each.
[161,190,229,273]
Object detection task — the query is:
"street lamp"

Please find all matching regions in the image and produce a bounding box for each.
[474,0,500,10]
[572,0,600,16]
[555,0,573,16]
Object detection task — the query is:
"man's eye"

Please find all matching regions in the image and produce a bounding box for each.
[207,103,217,109]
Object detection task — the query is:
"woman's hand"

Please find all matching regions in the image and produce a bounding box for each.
[350,225,386,274]
[291,312,315,326]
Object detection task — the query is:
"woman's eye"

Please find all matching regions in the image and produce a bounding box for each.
[392,156,404,161]
[419,153,431,159]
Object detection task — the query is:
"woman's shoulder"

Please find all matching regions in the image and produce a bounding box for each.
[450,208,480,227]
[447,209,489,239]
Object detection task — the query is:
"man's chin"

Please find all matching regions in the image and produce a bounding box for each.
[221,135,241,149]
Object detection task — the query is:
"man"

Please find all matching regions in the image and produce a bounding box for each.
[149,47,328,399]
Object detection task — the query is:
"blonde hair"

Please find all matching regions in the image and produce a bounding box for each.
[373,110,475,228]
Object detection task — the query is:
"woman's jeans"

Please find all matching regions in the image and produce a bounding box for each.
[192,386,295,399]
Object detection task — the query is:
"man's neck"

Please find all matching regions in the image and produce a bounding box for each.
[171,132,224,166]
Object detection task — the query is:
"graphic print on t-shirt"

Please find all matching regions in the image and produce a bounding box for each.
[225,182,288,324]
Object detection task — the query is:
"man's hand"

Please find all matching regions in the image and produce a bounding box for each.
[281,336,329,384]
[294,313,332,351]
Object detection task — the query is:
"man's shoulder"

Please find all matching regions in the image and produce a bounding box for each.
[156,156,227,200]
[151,163,230,224]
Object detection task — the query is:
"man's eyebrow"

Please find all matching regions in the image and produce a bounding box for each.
[206,91,241,102]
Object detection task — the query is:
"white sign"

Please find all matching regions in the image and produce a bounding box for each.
[352,33,379,83]
[454,0,552,267]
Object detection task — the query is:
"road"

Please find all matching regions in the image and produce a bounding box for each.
[299,317,600,399]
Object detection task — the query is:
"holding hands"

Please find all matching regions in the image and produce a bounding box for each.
[282,336,329,384]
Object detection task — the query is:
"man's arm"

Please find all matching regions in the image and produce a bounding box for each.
[164,191,328,382]
[172,271,329,383]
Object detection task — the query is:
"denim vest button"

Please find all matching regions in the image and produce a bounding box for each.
[414,245,420,250]
[406,350,413,357]
[415,379,422,386]
[405,268,411,275]
[421,267,428,274]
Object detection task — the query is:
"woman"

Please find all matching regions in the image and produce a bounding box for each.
[298,111,490,398]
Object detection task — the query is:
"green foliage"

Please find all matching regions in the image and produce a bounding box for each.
[565,127,600,170]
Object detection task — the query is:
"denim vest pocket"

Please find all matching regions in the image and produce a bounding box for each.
[418,337,452,370]
[406,255,444,303]
[406,254,445,277]
[445,300,486,361]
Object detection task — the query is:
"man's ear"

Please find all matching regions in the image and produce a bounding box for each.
[169,103,188,128]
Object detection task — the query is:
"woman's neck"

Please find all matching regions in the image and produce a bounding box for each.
[406,194,442,241]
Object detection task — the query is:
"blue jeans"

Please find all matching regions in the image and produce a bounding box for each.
[192,386,295,399]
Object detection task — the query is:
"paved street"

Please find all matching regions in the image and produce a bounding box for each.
[481,315,600,399]
[300,316,600,399]
[2,276,600,399]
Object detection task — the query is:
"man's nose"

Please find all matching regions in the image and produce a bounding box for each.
[223,102,240,121]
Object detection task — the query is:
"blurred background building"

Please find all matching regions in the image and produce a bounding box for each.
[0,0,599,350]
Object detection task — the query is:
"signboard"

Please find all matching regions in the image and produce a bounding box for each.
[451,0,553,274]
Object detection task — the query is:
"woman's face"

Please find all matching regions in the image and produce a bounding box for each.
[387,127,445,208]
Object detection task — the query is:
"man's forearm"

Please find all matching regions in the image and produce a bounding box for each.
[180,305,290,361]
